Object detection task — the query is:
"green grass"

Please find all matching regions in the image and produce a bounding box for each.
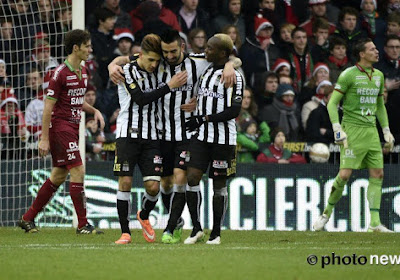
[0,228,399,280]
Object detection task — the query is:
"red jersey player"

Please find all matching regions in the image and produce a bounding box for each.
[18,29,105,234]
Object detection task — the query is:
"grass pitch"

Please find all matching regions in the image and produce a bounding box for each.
[0,228,399,280]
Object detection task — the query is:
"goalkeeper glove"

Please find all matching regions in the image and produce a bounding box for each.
[185,115,206,132]
[383,127,395,151]
[332,123,348,148]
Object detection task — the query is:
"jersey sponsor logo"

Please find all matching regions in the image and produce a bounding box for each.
[180,151,187,158]
[356,88,379,95]
[343,149,356,159]
[212,160,228,169]
[355,82,368,86]
[67,82,79,86]
[198,87,223,99]
[66,75,77,80]
[360,96,377,104]
[53,64,65,80]
[67,142,79,153]
[71,96,84,105]
[122,162,129,172]
[360,107,374,116]
[129,83,136,89]
[355,76,367,80]
[171,84,193,92]
[68,88,86,96]
[47,89,55,96]
[153,155,163,164]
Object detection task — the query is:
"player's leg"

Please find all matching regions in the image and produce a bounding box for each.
[115,176,133,244]
[160,175,173,213]
[70,165,103,234]
[137,140,163,242]
[19,167,68,233]
[113,138,137,243]
[313,168,352,231]
[367,168,388,230]
[160,141,175,213]
[206,144,236,244]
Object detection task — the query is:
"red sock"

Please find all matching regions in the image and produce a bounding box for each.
[23,179,58,221]
[69,182,88,228]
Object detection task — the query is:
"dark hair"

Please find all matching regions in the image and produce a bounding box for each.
[222,24,242,49]
[338,7,359,23]
[243,86,258,117]
[387,11,400,25]
[291,27,307,39]
[160,28,182,45]
[94,7,115,24]
[352,37,373,62]
[329,36,347,51]
[141,33,162,55]
[312,17,330,34]
[0,17,13,25]
[385,34,400,46]
[64,29,91,55]
[270,127,285,142]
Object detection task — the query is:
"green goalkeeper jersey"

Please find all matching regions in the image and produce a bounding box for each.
[334,64,384,127]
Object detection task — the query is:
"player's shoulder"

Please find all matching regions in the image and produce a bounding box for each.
[373,67,384,77]
[51,63,68,81]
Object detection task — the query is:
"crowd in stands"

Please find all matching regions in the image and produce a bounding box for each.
[1,0,400,163]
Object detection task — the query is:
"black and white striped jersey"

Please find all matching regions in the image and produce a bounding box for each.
[116,60,167,140]
[156,54,210,142]
[196,65,244,145]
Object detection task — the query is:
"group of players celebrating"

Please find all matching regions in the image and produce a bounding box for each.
[18,28,395,241]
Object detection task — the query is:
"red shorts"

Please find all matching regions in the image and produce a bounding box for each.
[49,130,82,169]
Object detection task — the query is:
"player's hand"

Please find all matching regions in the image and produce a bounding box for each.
[383,127,395,152]
[332,123,348,148]
[108,63,125,85]
[385,78,400,91]
[94,109,105,131]
[185,115,206,132]
[38,139,50,157]
[180,97,197,112]
[168,70,187,89]
[221,62,236,88]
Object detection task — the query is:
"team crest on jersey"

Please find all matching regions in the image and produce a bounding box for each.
[373,76,381,88]
[129,83,136,89]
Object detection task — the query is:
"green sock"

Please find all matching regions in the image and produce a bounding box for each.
[367,177,383,227]
[323,175,347,217]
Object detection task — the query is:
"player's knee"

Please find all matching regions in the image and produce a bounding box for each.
[161,176,173,190]
[144,180,160,196]
[187,173,201,187]
[119,177,132,191]
[173,169,187,185]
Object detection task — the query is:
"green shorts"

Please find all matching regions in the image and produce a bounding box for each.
[339,123,383,169]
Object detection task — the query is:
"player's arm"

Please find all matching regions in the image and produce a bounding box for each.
[38,97,56,157]
[221,57,242,88]
[186,73,243,132]
[108,55,131,84]
[123,64,187,106]
[82,102,105,131]
[327,90,347,147]
[376,94,395,151]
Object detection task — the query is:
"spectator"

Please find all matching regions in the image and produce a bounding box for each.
[175,0,211,36]
[299,62,329,108]
[282,27,314,93]
[326,36,351,83]
[386,11,400,36]
[222,24,242,56]
[306,84,336,144]
[256,127,306,163]
[359,0,386,53]
[113,28,135,56]
[0,90,28,159]
[271,58,291,78]
[91,7,117,89]
[18,68,43,111]
[258,83,300,141]
[375,34,400,142]
[300,0,336,38]
[279,75,293,86]
[331,7,367,62]
[49,1,72,58]
[25,71,51,142]
[237,118,270,163]
[236,86,258,128]
[212,0,246,44]
[0,59,12,89]
[187,28,207,54]
[301,80,332,129]
[240,15,280,87]
[277,22,295,53]
[85,116,105,162]
[22,39,59,82]
[309,17,331,63]
[130,0,181,34]
[34,0,54,38]
[0,18,19,76]
[254,71,279,108]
